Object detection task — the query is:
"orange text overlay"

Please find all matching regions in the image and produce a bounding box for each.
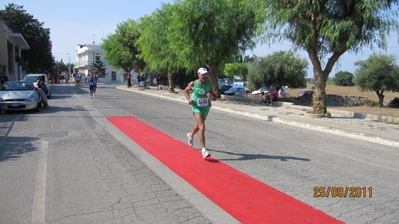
[313,187,373,198]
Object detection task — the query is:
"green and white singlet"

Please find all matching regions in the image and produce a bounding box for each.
[191,79,211,118]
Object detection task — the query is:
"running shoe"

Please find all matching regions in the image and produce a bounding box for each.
[187,133,193,147]
[202,148,210,159]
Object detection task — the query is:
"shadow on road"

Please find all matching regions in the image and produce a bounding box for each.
[210,149,311,162]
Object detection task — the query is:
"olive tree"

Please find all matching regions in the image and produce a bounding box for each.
[247,51,308,89]
[334,71,355,86]
[258,0,399,114]
[354,54,399,107]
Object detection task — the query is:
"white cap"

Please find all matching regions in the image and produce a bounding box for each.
[197,67,208,74]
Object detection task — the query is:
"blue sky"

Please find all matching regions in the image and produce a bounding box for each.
[3,0,399,77]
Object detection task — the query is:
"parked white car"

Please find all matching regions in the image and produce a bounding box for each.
[251,87,269,95]
[0,81,42,112]
[279,86,288,98]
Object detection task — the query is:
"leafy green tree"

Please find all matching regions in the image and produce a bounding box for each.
[259,0,399,114]
[223,63,248,80]
[247,51,307,89]
[334,71,355,86]
[53,59,67,75]
[354,54,399,107]
[102,19,145,74]
[0,3,53,73]
[169,0,261,96]
[90,53,106,75]
[136,4,182,92]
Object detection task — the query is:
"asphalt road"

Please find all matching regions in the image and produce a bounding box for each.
[0,83,398,224]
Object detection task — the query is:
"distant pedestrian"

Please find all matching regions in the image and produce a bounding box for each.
[138,73,145,90]
[154,74,160,90]
[88,72,95,98]
[73,69,81,87]
[127,72,132,88]
[137,73,142,90]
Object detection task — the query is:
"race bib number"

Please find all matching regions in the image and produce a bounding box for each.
[197,97,209,107]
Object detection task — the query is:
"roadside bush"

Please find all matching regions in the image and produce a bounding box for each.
[334,71,355,86]
[367,100,379,107]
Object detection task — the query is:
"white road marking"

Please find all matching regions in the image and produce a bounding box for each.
[31,141,48,224]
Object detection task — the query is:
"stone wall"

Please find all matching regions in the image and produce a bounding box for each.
[293,92,369,106]
[247,92,370,107]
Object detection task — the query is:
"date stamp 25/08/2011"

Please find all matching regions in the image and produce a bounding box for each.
[313,187,373,198]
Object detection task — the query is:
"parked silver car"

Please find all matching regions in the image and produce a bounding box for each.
[0,81,42,112]
[23,74,51,99]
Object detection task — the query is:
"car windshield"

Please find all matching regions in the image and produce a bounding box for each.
[23,76,40,83]
[1,82,35,91]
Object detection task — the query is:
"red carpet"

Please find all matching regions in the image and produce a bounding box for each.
[107,116,343,224]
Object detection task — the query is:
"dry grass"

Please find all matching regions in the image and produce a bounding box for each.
[287,85,399,118]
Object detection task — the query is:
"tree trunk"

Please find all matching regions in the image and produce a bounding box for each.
[312,70,328,114]
[376,90,385,107]
[167,67,177,93]
[207,63,220,98]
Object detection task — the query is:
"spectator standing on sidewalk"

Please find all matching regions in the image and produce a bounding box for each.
[184,67,217,159]
[142,74,147,90]
[127,72,132,88]
[154,74,160,90]
[137,73,142,90]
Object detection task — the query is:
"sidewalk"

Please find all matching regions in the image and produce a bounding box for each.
[116,85,399,148]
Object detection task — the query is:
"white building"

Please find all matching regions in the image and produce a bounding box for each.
[74,44,136,83]
[0,20,30,81]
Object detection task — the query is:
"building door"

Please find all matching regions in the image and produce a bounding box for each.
[111,71,116,81]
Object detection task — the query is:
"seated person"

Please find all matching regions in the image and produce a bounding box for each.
[265,85,279,105]
[261,92,269,105]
